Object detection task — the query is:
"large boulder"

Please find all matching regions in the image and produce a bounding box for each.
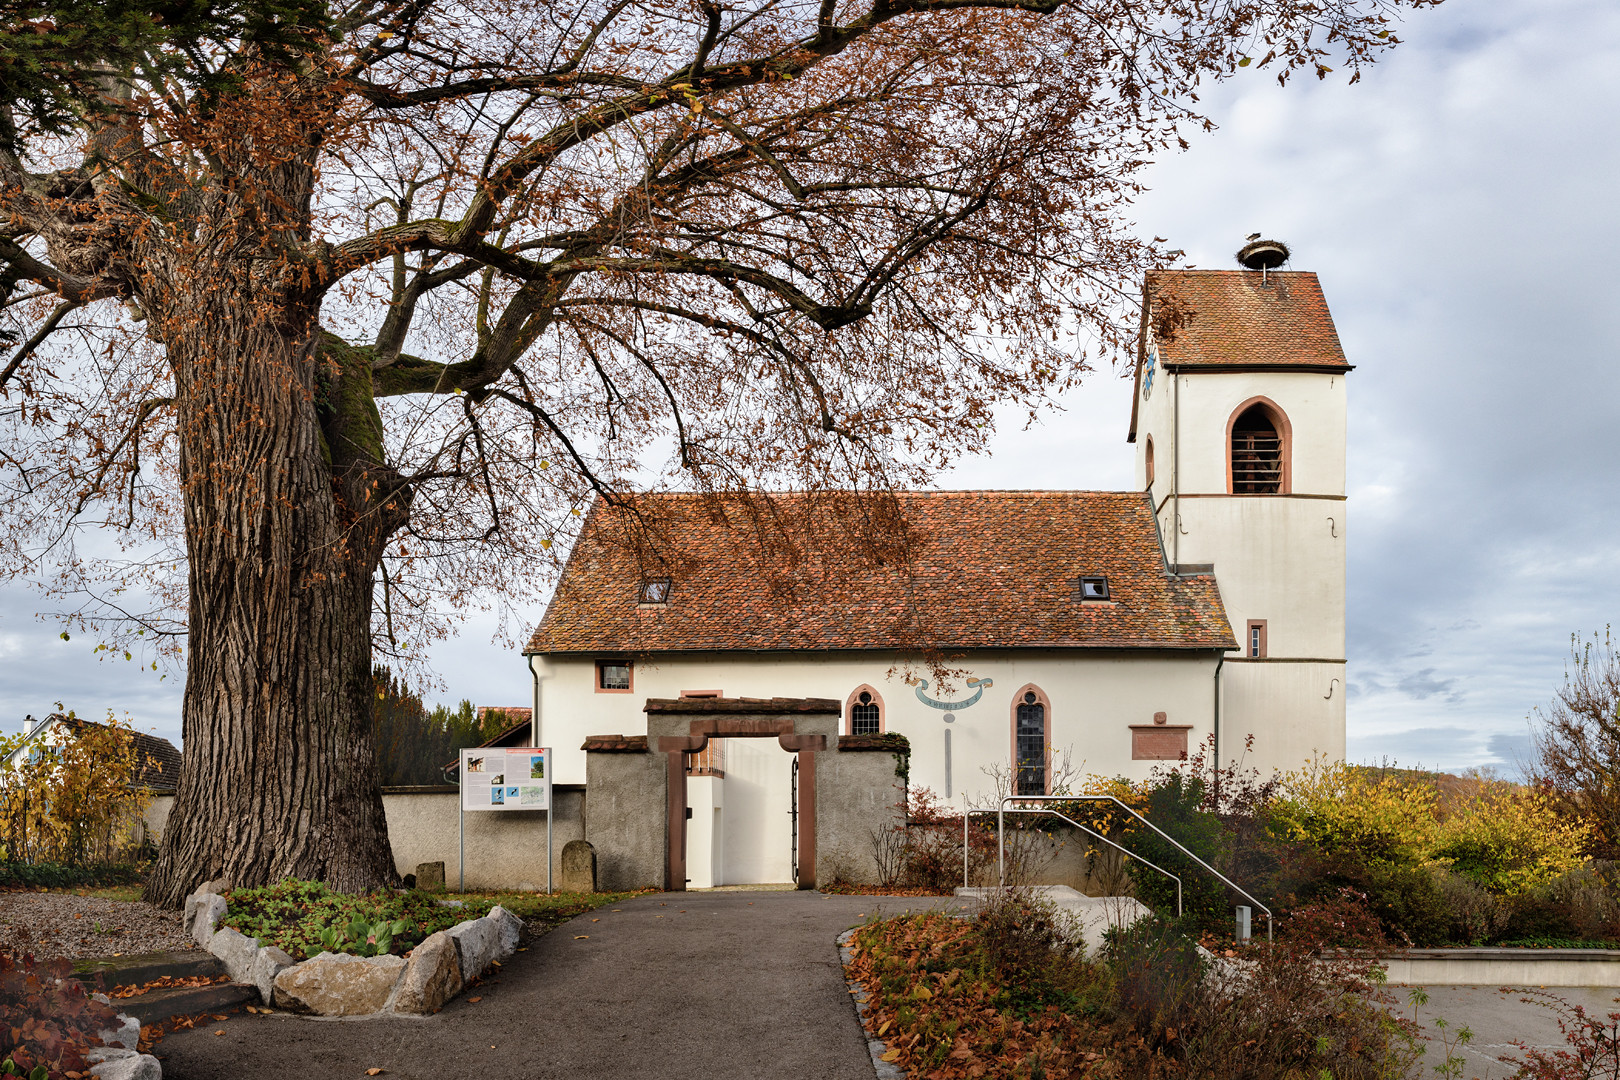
[183,893,227,947]
[251,945,297,1005]
[485,906,523,957]
[207,927,259,984]
[559,841,596,893]
[444,918,501,981]
[272,953,406,1016]
[391,931,462,1014]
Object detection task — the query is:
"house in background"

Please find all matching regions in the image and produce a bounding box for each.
[524,250,1350,888]
[4,712,183,849]
[5,714,182,795]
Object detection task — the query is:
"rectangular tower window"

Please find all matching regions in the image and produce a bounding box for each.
[1246,620,1268,659]
[596,660,633,692]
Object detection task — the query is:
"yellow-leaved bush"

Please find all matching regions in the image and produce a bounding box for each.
[0,712,151,866]
[1269,758,1438,867]
[1430,786,1590,895]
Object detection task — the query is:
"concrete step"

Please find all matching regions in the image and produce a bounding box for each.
[72,950,224,990]
[115,981,259,1026]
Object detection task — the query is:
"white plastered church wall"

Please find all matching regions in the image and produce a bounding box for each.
[531,649,1220,802]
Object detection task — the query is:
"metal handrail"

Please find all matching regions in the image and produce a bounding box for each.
[963,805,1182,917]
[999,794,1273,941]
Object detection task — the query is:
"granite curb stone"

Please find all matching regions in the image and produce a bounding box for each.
[837,928,904,1080]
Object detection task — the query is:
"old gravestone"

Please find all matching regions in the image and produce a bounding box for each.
[559,840,597,893]
[415,861,446,892]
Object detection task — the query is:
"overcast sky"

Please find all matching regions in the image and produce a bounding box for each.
[3,0,1616,777]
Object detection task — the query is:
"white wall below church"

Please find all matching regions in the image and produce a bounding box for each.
[531,649,1224,803]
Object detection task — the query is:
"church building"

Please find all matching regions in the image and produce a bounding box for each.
[524,248,1350,888]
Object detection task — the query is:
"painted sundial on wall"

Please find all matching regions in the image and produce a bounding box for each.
[1143,340,1158,399]
[907,676,994,801]
[908,676,994,723]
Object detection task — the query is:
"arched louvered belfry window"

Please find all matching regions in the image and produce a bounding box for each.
[1228,399,1291,494]
[1011,686,1050,796]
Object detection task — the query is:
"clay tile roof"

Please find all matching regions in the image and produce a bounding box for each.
[581,735,650,753]
[528,491,1233,654]
[55,716,182,791]
[1147,270,1349,370]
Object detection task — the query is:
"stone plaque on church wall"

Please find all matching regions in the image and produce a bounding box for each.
[1129,725,1192,761]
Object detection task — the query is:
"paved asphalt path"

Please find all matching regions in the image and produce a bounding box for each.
[155,890,953,1080]
[1400,984,1620,1078]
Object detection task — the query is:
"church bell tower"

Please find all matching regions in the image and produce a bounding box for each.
[1127,240,1349,775]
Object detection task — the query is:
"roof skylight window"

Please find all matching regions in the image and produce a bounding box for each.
[1078,576,1110,601]
[639,577,672,604]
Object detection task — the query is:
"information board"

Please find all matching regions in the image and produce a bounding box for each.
[460,746,550,812]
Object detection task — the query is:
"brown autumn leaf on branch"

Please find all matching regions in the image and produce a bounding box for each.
[0,0,1440,903]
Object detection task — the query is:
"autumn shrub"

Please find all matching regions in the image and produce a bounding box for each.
[1432,785,1590,895]
[0,951,124,1080]
[1270,759,1438,868]
[0,715,152,868]
[862,787,998,893]
[1179,939,1419,1080]
[1099,913,1206,1044]
[846,902,1424,1080]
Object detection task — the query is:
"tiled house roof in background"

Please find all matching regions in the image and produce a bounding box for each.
[55,716,182,791]
[528,491,1234,654]
[1146,270,1349,370]
[476,706,532,727]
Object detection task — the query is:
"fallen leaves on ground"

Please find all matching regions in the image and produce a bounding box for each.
[844,913,1165,1080]
[112,974,229,998]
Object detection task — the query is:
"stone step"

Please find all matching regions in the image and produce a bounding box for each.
[72,950,224,990]
[115,981,259,1026]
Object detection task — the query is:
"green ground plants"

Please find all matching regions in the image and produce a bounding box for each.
[223,878,642,959]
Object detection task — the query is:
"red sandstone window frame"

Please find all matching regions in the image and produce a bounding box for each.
[1246,620,1268,659]
[845,684,885,736]
[1144,435,1155,489]
[1226,396,1293,495]
[595,659,634,693]
[1010,684,1052,797]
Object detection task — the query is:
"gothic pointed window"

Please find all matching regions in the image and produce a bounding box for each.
[1013,688,1049,796]
[847,686,884,736]
[1229,401,1289,494]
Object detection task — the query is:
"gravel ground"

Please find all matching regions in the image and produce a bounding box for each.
[0,891,195,960]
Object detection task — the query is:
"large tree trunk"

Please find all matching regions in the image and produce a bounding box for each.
[143,274,406,907]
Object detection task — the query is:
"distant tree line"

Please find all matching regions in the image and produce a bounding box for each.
[372,667,514,787]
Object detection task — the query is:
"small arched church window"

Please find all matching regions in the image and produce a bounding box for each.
[848,687,883,736]
[1014,689,1048,796]
[1145,435,1155,488]
[1231,403,1285,494]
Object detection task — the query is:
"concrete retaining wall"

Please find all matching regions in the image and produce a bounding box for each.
[382,786,585,892]
[1378,949,1620,988]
